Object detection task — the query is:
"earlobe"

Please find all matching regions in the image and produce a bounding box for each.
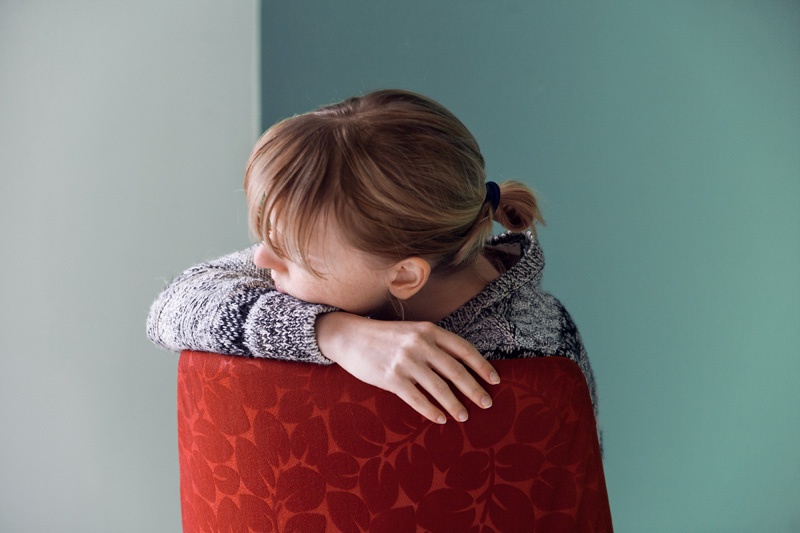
[387,257,431,300]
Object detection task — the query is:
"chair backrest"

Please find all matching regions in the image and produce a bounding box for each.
[177,350,612,532]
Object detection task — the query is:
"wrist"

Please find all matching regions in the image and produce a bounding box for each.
[315,311,364,362]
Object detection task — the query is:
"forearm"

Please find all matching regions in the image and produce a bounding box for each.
[146,246,336,362]
[241,291,336,363]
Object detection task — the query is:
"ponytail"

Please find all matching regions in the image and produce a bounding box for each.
[494,180,545,235]
[450,180,544,270]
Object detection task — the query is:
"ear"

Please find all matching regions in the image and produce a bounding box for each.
[387,257,431,300]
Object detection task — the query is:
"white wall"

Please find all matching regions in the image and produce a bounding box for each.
[0,2,258,530]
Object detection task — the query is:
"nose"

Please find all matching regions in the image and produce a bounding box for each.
[253,243,285,272]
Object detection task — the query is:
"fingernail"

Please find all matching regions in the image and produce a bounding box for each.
[437,415,447,424]
[481,395,492,408]
[457,411,468,422]
[490,371,500,384]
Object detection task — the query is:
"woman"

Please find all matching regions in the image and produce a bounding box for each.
[147,89,598,430]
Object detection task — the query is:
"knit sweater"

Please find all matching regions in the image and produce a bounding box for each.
[146,232,599,427]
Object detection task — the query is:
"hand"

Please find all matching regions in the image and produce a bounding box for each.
[315,312,500,424]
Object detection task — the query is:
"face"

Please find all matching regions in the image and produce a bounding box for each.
[253,216,396,317]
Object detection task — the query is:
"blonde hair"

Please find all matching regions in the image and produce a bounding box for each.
[244,89,544,275]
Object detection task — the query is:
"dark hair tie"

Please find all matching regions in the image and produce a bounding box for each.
[485,181,501,212]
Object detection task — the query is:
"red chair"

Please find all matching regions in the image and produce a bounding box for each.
[177,351,612,532]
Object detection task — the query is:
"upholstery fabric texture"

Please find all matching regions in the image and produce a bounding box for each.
[177,350,612,532]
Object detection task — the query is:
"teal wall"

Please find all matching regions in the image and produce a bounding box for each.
[261,1,800,530]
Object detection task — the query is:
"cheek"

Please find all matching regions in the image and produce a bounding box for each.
[337,271,390,312]
[281,259,389,313]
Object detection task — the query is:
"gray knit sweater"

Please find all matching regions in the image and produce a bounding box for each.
[147,232,599,425]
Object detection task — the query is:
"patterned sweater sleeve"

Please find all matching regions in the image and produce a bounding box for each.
[146,245,336,364]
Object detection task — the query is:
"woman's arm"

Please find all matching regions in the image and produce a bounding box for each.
[317,312,499,424]
[147,247,499,423]
[146,245,336,363]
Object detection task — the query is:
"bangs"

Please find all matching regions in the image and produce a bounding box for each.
[245,117,343,277]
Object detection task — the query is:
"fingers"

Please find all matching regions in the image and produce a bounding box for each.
[395,359,491,423]
[428,327,500,415]
[433,327,501,387]
[395,325,499,423]
[430,353,494,416]
[411,364,472,423]
[392,382,448,425]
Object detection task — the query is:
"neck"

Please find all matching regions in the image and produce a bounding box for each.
[397,255,501,322]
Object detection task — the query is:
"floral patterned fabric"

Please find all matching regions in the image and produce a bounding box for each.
[177,351,612,532]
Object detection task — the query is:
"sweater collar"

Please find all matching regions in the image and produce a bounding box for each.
[437,231,544,334]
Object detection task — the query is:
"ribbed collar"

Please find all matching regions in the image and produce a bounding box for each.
[437,232,544,335]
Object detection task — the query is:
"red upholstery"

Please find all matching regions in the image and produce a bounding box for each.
[177,351,612,532]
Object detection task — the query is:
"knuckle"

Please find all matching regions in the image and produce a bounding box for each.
[387,355,409,377]
[398,331,424,351]
[431,379,451,396]
[395,349,421,371]
[470,384,485,399]
[413,321,437,337]
[408,392,436,416]
[447,359,468,377]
